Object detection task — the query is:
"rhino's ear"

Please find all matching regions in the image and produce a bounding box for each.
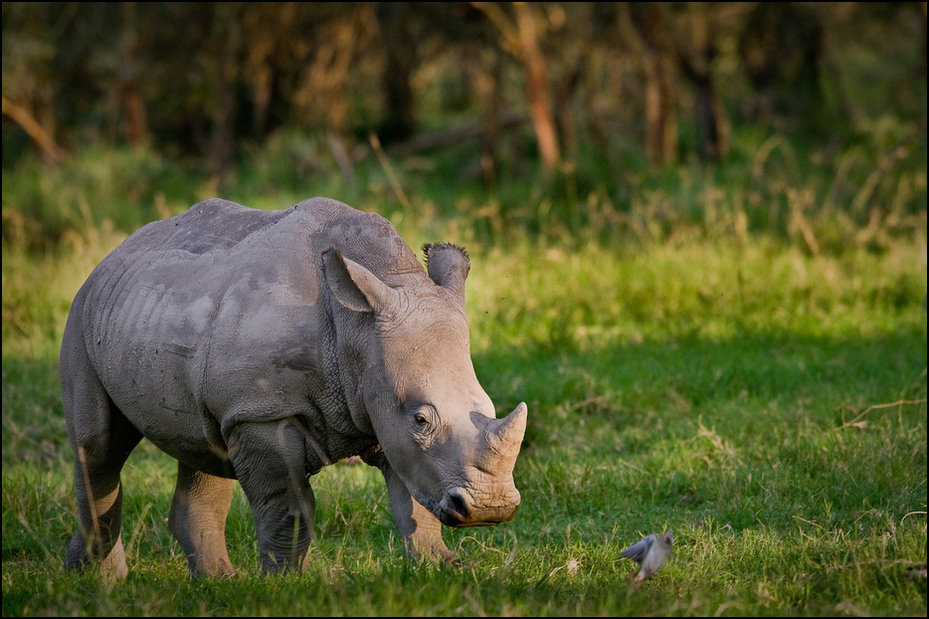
[322,248,399,314]
[423,242,470,306]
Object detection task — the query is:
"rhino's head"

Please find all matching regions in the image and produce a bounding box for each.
[323,243,527,527]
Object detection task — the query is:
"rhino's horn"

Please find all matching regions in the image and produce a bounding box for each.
[485,402,528,458]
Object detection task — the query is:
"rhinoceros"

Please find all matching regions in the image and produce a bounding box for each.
[60,197,527,578]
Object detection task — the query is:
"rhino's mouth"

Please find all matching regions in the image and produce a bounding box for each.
[416,486,520,528]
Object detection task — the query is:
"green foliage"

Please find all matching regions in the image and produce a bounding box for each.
[1,145,204,250]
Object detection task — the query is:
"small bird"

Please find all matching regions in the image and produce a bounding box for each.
[619,531,673,586]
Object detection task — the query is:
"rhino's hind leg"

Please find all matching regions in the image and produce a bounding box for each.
[65,402,143,580]
[227,420,316,572]
[67,453,132,580]
[168,463,235,577]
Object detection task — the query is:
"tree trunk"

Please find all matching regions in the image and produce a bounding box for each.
[676,5,727,162]
[118,4,149,147]
[694,74,724,161]
[375,3,417,144]
[512,2,560,171]
[738,2,825,132]
[471,1,561,172]
[470,48,504,191]
[209,6,238,193]
[582,48,610,161]
[628,3,677,168]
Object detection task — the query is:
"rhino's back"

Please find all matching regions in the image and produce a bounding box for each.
[63,197,422,469]
[82,196,418,314]
[75,196,422,386]
[114,198,292,255]
[110,196,422,278]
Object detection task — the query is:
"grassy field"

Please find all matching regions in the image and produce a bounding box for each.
[2,135,927,615]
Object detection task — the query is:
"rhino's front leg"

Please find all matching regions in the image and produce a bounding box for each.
[227,420,316,572]
[379,462,458,564]
[168,462,235,577]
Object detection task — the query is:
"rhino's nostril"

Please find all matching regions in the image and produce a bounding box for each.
[444,490,469,522]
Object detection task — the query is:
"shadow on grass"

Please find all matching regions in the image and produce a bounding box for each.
[469,325,926,573]
[473,326,927,447]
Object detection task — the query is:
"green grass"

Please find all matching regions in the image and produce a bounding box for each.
[2,133,927,615]
[3,231,925,615]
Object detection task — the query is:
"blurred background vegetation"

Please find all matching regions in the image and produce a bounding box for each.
[2,7,926,614]
[2,1,926,252]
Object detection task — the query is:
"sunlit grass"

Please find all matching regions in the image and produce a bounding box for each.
[2,130,926,614]
[3,223,925,615]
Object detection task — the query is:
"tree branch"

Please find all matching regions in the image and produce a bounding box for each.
[1,95,68,163]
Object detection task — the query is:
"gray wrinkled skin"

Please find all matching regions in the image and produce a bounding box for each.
[60,197,528,578]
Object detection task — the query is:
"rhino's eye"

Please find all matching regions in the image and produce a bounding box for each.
[411,406,437,433]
